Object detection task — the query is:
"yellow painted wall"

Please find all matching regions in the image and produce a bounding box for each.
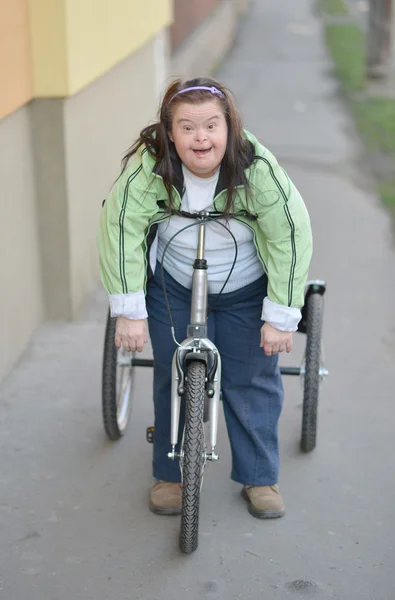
[27,0,173,97]
[27,0,68,97]
[65,0,173,94]
[0,0,33,119]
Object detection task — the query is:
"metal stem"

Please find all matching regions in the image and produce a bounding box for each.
[197,223,206,260]
[190,222,208,325]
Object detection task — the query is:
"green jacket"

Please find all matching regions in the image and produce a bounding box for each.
[97,130,312,309]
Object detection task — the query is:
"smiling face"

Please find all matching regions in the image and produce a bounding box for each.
[169,100,228,178]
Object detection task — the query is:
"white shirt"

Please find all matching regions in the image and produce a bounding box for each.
[156,165,264,293]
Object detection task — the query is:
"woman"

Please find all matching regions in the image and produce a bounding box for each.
[97,77,313,519]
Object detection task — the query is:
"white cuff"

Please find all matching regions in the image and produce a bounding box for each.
[109,291,148,320]
[261,297,301,332]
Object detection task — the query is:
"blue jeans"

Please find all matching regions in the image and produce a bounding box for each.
[146,265,284,486]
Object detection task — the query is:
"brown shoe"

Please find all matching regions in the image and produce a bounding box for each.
[149,480,182,515]
[242,485,285,519]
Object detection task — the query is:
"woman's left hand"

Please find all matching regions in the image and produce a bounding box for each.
[260,322,293,356]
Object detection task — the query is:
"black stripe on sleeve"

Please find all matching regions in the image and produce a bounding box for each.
[255,156,296,306]
[119,165,143,294]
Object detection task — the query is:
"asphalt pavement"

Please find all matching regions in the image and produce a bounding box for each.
[1,0,395,598]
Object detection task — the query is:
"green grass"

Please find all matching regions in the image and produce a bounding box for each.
[351,98,395,208]
[321,7,395,209]
[351,98,395,154]
[379,181,395,207]
[325,24,365,92]
[320,0,349,15]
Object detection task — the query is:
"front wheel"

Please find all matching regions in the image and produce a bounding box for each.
[179,360,206,554]
[301,293,323,453]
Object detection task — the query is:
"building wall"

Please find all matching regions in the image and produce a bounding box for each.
[28,32,170,322]
[0,0,33,119]
[170,0,247,80]
[170,0,222,50]
[29,98,72,320]
[0,106,43,380]
[0,0,172,381]
[64,34,169,316]
[27,0,173,96]
[0,0,249,382]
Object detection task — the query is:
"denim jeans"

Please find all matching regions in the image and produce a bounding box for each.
[146,264,284,486]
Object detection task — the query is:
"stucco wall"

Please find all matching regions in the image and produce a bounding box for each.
[64,33,169,316]
[0,106,43,380]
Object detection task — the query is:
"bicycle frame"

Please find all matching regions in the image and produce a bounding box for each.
[168,216,221,463]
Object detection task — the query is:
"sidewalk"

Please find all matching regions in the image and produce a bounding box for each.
[1,1,395,598]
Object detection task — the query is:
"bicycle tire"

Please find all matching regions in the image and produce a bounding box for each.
[102,310,133,441]
[301,293,323,453]
[179,360,206,554]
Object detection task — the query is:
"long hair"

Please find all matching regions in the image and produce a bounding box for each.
[120,77,251,214]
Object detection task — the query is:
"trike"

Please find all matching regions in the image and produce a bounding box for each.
[101,212,328,553]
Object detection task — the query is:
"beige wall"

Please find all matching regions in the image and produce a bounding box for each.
[0,107,43,380]
[64,33,169,316]
[30,98,72,320]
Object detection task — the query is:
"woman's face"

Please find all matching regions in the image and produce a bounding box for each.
[169,100,228,178]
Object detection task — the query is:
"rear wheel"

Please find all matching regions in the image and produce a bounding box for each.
[301,293,323,452]
[102,311,133,441]
[179,360,206,554]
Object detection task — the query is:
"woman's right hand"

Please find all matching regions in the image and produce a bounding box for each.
[114,317,148,352]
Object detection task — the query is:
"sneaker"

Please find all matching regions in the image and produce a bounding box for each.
[149,480,182,515]
[242,484,285,519]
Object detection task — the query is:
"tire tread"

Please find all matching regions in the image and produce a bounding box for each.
[102,312,122,441]
[179,360,206,554]
[301,293,323,452]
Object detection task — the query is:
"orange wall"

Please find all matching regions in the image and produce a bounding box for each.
[0,0,33,119]
[0,0,172,116]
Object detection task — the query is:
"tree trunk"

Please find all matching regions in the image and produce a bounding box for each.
[366,0,393,78]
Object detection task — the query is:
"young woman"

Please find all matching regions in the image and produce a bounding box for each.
[97,77,312,519]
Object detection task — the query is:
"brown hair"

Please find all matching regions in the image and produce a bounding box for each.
[120,77,252,214]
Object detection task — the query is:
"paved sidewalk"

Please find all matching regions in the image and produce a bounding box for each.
[1,1,395,598]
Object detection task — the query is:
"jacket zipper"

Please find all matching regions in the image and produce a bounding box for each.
[142,211,168,292]
[142,179,184,291]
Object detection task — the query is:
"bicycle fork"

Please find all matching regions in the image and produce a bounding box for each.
[168,340,222,461]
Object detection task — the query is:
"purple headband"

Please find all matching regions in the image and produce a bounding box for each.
[169,86,225,103]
